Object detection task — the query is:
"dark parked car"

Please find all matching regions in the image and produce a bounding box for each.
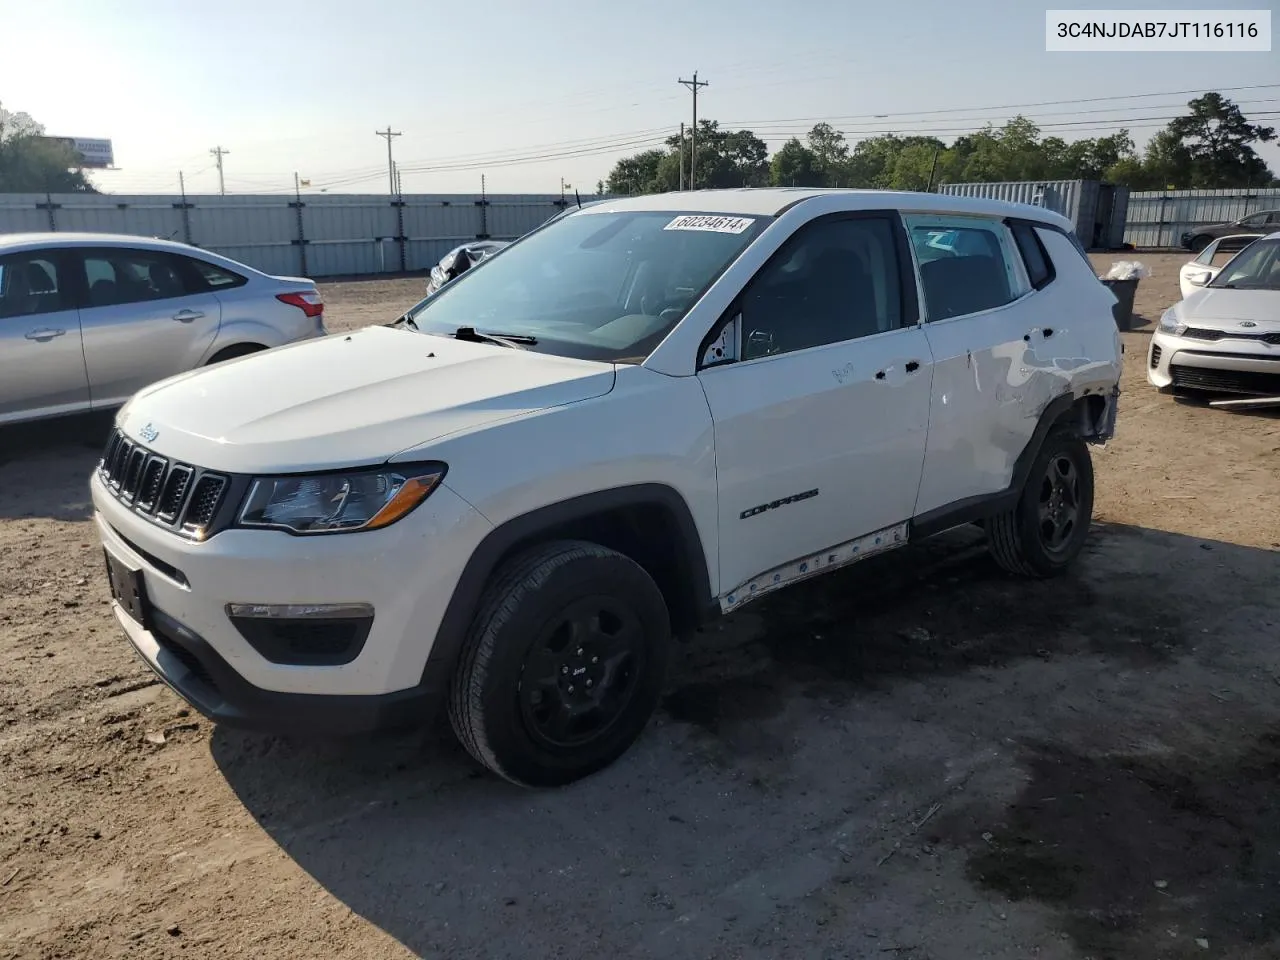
[424,241,510,296]
[1182,209,1280,251]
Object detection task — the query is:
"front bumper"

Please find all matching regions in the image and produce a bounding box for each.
[92,467,493,731]
[1146,330,1280,396]
[110,601,430,735]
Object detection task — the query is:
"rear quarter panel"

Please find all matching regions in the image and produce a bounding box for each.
[1034,228,1123,395]
[202,281,319,362]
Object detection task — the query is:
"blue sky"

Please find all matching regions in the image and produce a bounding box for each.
[1,0,1276,195]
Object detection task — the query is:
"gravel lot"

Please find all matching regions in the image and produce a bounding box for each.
[3,253,1280,960]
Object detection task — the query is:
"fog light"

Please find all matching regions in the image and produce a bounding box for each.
[226,602,374,666]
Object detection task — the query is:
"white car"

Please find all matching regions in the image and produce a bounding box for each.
[1150,231,1280,403]
[1177,233,1265,299]
[91,189,1122,787]
[0,233,327,427]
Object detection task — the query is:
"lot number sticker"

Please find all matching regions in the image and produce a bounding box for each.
[664,215,756,234]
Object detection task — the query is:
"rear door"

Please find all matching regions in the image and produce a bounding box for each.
[0,249,90,424]
[907,213,1038,516]
[72,246,222,408]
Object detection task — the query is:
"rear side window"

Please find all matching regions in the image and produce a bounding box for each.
[185,257,248,290]
[1010,222,1054,289]
[79,250,201,307]
[905,215,1025,322]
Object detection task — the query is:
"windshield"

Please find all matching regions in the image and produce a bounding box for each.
[403,209,772,363]
[1209,238,1280,290]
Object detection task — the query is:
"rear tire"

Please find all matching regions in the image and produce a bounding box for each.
[1188,235,1211,253]
[207,343,265,365]
[448,540,672,788]
[987,428,1094,578]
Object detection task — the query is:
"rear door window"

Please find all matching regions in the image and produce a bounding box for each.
[77,249,198,307]
[905,215,1026,322]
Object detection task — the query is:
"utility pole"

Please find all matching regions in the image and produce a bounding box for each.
[679,122,685,191]
[677,72,708,190]
[210,146,229,195]
[376,127,401,196]
[394,161,403,197]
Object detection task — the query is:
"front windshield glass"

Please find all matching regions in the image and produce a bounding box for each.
[1209,238,1280,290]
[404,209,772,363]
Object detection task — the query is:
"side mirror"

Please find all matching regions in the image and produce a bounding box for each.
[1187,270,1213,287]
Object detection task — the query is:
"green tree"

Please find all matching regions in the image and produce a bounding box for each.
[805,123,849,185]
[605,149,666,194]
[0,102,96,193]
[1165,92,1276,186]
[769,138,821,186]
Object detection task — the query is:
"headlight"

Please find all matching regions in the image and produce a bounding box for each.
[1158,307,1186,336]
[236,463,447,534]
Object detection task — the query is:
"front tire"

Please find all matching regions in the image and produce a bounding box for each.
[987,428,1095,578]
[448,540,672,787]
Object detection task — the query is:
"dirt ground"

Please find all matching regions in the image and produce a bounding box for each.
[3,253,1280,960]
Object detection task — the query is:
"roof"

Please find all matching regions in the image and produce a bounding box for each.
[574,187,1075,228]
[0,232,200,253]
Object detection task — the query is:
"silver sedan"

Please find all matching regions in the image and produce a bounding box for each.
[0,232,328,426]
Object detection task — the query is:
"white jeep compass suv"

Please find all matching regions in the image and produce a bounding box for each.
[92,189,1122,787]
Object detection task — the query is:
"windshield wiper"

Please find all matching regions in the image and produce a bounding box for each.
[452,326,538,348]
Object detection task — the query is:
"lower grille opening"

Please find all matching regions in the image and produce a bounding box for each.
[1170,365,1280,396]
[152,626,217,692]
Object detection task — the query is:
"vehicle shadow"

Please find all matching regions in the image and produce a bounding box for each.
[210,521,1280,958]
[0,412,114,522]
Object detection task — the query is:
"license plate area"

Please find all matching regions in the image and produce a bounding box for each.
[104,548,152,630]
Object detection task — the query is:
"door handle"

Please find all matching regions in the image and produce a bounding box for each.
[905,360,920,373]
[172,309,204,323]
[25,328,66,342]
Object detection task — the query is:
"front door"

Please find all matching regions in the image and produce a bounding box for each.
[72,247,222,408]
[697,213,933,597]
[0,250,90,424]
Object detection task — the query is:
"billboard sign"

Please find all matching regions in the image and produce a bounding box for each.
[42,137,114,168]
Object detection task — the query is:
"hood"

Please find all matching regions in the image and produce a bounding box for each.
[117,326,616,473]
[1181,287,1280,330]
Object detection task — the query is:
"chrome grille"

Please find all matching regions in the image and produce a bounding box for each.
[1183,326,1280,345]
[156,466,193,522]
[97,428,229,538]
[183,475,227,533]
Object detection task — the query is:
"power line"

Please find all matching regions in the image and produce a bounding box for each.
[723,82,1280,129]
[678,72,709,189]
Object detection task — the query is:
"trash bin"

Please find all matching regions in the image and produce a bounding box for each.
[1101,277,1139,331]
